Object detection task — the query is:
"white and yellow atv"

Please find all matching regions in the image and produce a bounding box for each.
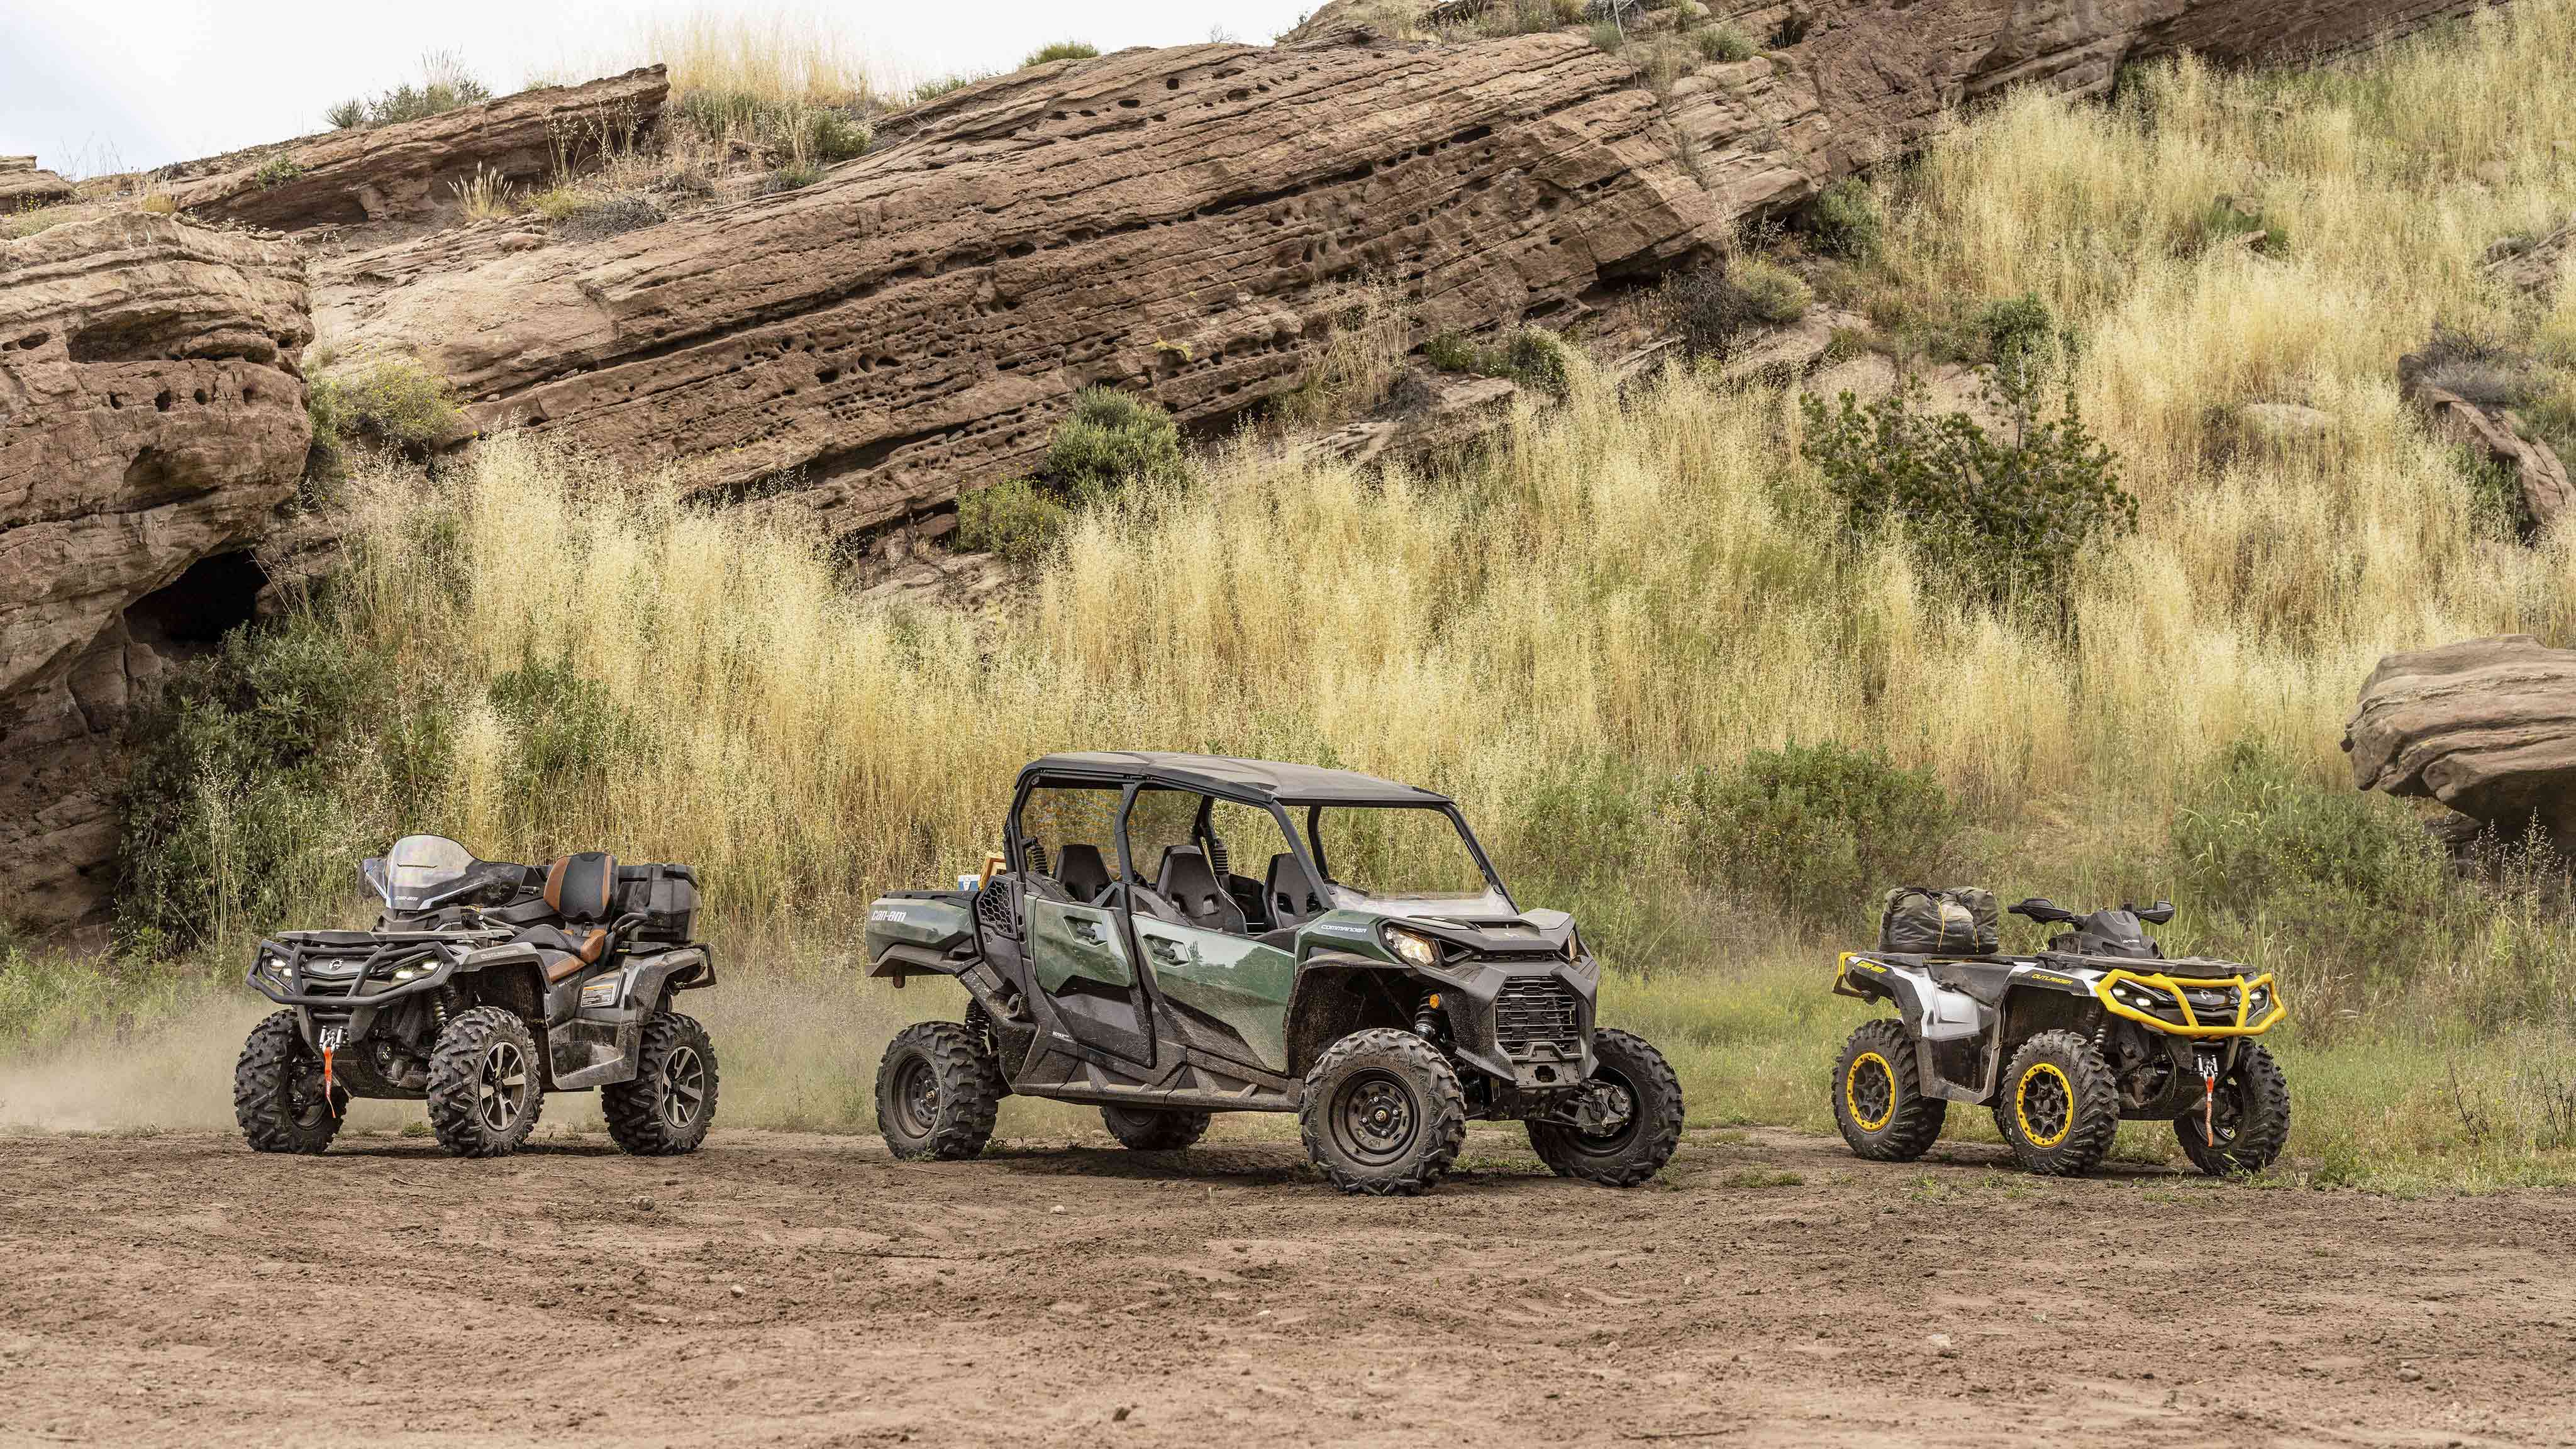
[1830,896,2289,1177]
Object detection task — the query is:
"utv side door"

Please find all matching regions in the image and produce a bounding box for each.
[1025,896,1155,1065]
[1128,918,1296,1074]
[1119,792,1299,1075]
[1018,777,1157,1067]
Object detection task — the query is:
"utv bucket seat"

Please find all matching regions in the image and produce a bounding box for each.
[1157,847,1246,935]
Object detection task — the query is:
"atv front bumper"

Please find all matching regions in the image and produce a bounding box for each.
[2094,969,2286,1038]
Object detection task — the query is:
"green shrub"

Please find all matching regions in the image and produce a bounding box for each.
[1674,742,1960,926]
[953,479,1070,565]
[547,191,666,242]
[1045,387,1185,500]
[911,73,991,104]
[2194,196,2289,257]
[308,360,464,462]
[1802,178,1882,261]
[1974,292,2055,372]
[1418,327,1575,397]
[1424,331,1480,374]
[802,109,872,162]
[253,157,303,190]
[2171,740,2474,1022]
[486,657,635,797]
[1798,353,2135,606]
[117,614,433,953]
[1660,258,1811,357]
[324,54,493,130]
[1692,24,1757,62]
[1023,41,1101,67]
[760,160,825,194]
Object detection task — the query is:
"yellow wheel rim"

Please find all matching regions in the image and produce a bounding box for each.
[2014,1061,2074,1148]
[1845,1051,1897,1133]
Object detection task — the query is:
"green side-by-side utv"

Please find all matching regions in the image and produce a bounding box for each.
[861,752,1685,1195]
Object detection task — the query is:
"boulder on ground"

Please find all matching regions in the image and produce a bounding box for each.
[2343,636,2576,847]
[2487,217,2573,299]
[0,213,312,926]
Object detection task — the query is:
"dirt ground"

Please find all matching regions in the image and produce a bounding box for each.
[1,1123,2570,1448]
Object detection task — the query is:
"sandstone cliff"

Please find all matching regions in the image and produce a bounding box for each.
[2345,636,2576,847]
[0,216,312,926]
[163,67,669,234]
[326,0,2490,543]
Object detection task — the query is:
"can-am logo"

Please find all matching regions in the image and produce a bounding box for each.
[869,908,909,924]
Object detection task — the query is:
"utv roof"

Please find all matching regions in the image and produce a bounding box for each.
[1019,752,1451,806]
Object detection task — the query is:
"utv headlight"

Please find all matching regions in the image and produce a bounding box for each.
[1384,927,1442,971]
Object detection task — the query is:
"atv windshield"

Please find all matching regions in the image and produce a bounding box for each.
[368,835,479,911]
[1304,804,1513,917]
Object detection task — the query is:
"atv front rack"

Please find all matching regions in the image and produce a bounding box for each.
[2094,969,2286,1037]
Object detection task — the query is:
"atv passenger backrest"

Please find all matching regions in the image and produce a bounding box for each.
[1057,843,1111,904]
[1266,853,1324,926]
[1157,847,1246,935]
[545,852,619,923]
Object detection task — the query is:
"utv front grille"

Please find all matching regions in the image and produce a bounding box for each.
[1493,977,1580,1057]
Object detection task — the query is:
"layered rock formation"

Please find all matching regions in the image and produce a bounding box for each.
[328,0,2489,543]
[163,67,668,234]
[1,157,74,210]
[0,215,312,926]
[2344,636,2576,845]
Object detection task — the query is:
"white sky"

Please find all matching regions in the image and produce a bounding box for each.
[0,0,1321,174]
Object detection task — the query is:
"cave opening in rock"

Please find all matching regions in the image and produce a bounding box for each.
[125,549,269,652]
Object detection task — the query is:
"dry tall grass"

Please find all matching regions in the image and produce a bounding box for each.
[326,0,2576,919]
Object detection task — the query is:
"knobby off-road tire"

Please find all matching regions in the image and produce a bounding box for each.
[1833,1017,1947,1163]
[235,1010,348,1154]
[2174,1041,2292,1176]
[1528,1028,1685,1186]
[1101,1104,1211,1151]
[426,1006,545,1158]
[604,1012,719,1156]
[875,1021,1004,1161]
[1299,1028,1468,1196]
[1991,1030,2119,1177]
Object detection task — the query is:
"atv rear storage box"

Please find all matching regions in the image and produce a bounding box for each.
[618,862,701,943]
[1879,886,1998,954]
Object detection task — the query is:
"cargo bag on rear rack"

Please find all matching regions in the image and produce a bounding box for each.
[1880,886,1999,955]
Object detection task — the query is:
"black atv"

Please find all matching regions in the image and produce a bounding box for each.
[1832,893,2291,1177]
[235,835,718,1158]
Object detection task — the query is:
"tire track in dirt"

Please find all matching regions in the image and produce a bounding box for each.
[1,1124,2569,1446]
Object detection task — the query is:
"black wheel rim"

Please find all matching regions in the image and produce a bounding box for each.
[891,1055,940,1138]
[477,1041,530,1133]
[286,1058,333,1130]
[2016,1064,2072,1147]
[2204,1070,2245,1146]
[1570,1068,1643,1157]
[663,1045,708,1129]
[1847,1054,1896,1133]
[1328,1069,1420,1168]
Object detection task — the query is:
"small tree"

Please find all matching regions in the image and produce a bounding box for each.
[1799,329,2133,608]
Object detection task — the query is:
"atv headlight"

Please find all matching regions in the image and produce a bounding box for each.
[1384,927,1441,971]
[2245,983,2273,1018]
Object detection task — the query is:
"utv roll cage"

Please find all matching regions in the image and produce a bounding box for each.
[1006,751,1518,913]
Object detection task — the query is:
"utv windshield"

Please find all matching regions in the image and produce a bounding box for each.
[373,835,477,911]
[1304,804,1513,917]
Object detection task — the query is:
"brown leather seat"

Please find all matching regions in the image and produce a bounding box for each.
[534,852,619,981]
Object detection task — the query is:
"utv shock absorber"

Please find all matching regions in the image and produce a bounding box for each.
[1412,991,1451,1050]
[965,999,996,1056]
